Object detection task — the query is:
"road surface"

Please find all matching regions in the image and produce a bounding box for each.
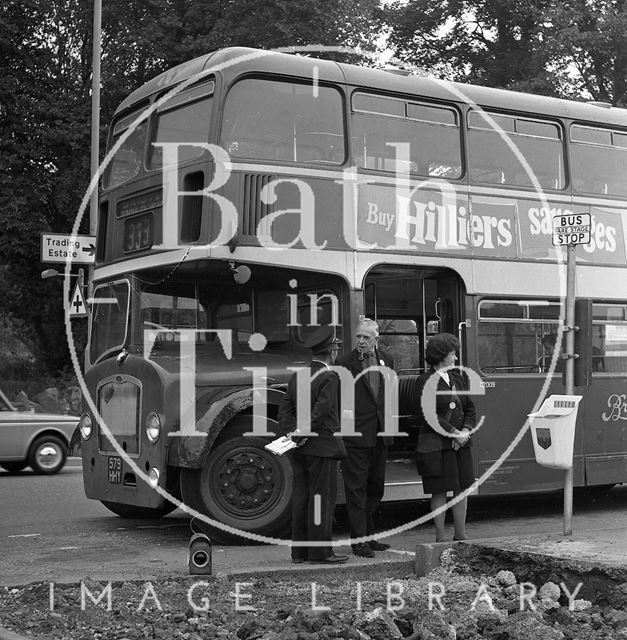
[1,462,624,586]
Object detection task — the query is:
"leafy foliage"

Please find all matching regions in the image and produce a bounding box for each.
[383,0,627,103]
[2,0,626,378]
[0,0,380,376]
[542,0,627,105]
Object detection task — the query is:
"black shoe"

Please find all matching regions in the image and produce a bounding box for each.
[368,540,391,551]
[309,554,349,564]
[291,557,306,564]
[352,542,375,558]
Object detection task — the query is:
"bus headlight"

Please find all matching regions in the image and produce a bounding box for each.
[145,412,161,443]
[79,413,92,440]
[148,467,160,488]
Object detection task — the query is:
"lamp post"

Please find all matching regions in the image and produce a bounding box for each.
[89,0,102,299]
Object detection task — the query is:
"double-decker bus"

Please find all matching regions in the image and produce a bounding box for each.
[78,47,627,538]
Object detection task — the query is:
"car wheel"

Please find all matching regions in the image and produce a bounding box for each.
[28,435,68,475]
[180,435,293,542]
[100,501,177,518]
[1,461,28,473]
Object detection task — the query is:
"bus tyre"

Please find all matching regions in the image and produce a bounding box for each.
[180,436,293,542]
[28,435,67,475]
[100,501,177,519]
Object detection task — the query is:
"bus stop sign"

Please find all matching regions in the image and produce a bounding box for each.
[552,213,591,246]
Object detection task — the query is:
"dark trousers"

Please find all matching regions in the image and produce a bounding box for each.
[341,439,387,541]
[291,452,339,561]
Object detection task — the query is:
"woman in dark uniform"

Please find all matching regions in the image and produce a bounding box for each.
[414,333,476,542]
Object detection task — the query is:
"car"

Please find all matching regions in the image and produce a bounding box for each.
[0,388,79,475]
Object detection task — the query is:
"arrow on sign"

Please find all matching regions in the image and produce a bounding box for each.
[68,281,88,319]
[82,243,96,257]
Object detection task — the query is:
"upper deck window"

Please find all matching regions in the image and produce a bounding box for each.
[352,93,462,178]
[148,80,215,170]
[468,111,565,190]
[104,108,148,189]
[220,79,345,164]
[570,124,627,197]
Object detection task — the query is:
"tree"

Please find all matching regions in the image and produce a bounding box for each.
[383,0,627,104]
[542,0,627,105]
[0,0,90,373]
[383,0,555,92]
[0,0,381,377]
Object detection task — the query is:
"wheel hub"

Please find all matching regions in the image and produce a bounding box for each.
[36,445,61,470]
[219,451,276,512]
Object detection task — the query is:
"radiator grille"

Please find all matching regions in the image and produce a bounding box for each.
[97,378,140,454]
[242,174,275,236]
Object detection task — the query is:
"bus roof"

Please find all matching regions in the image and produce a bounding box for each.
[116,46,627,128]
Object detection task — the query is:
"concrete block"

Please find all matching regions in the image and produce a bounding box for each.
[414,541,455,577]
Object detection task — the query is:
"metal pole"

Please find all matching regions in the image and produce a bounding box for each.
[89,0,102,300]
[563,243,576,536]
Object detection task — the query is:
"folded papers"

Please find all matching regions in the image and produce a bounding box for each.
[264,436,299,456]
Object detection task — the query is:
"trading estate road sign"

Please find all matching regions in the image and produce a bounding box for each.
[41,233,96,264]
[552,213,591,246]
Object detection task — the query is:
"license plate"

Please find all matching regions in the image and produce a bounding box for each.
[108,456,122,483]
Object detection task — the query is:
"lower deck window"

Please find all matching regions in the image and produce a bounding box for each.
[592,304,627,373]
[478,299,561,374]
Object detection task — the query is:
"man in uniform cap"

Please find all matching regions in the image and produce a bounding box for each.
[278,325,348,564]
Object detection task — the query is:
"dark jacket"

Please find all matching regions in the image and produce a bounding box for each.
[337,348,395,449]
[278,361,346,459]
[413,368,476,454]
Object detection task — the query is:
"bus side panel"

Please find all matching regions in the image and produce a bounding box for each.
[581,376,627,485]
[474,376,586,493]
[465,296,586,494]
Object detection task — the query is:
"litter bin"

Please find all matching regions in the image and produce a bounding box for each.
[528,394,582,470]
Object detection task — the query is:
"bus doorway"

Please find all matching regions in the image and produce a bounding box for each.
[364,266,465,375]
[363,266,466,501]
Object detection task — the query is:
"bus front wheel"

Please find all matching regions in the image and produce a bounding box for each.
[179,436,293,542]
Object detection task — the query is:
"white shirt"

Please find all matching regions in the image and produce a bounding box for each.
[436,370,451,386]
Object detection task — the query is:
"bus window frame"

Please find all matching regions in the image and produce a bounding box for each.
[570,122,627,198]
[591,301,627,377]
[88,278,131,366]
[350,89,464,179]
[147,79,217,171]
[218,74,348,167]
[103,104,151,191]
[467,109,567,191]
[477,297,562,376]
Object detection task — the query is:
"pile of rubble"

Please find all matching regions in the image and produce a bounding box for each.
[0,548,625,640]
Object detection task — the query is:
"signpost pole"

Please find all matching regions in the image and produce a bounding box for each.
[89,0,102,300]
[563,242,576,536]
[552,213,589,537]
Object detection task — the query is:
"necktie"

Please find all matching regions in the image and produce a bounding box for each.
[364,353,380,399]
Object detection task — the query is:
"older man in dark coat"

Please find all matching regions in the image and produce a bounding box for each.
[337,318,395,558]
